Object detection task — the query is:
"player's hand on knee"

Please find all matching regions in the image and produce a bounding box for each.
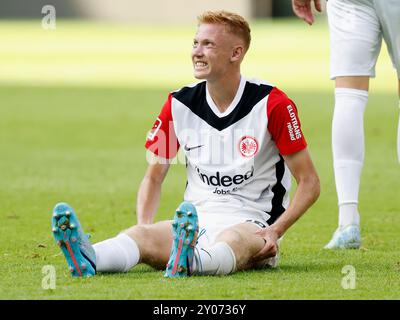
[252,227,279,261]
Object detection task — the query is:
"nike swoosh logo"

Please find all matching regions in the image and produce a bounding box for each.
[184,144,204,151]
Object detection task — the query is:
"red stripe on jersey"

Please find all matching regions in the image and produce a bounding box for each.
[266,87,307,155]
[145,94,180,159]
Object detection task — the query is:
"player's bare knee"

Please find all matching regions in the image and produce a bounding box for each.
[123,224,170,266]
[124,224,146,241]
[216,228,243,248]
[215,228,247,263]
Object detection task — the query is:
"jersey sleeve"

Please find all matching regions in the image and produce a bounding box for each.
[266,87,307,155]
[144,93,180,159]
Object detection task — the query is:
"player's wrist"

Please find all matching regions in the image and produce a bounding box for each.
[269,223,285,239]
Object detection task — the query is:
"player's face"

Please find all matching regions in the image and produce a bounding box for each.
[192,23,236,81]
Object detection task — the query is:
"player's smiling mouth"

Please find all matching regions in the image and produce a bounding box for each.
[194,61,208,69]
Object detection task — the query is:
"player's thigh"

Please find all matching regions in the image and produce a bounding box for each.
[376,1,400,80]
[327,0,382,79]
[215,222,265,259]
[124,220,173,267]
[335,76,370,91]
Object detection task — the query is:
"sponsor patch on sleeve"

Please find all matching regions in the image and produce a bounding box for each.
[286,105,302,141]
[147,117,162,141]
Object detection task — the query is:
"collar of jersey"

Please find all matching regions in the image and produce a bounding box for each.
[205,76,246,118]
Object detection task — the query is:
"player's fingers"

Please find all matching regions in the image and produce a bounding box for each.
[314,0,323,12]
[253,242,274,260]
[295,6,314,25]
[252,247,267,260]
[303,5,315,25]
[293,9,305,19]
[304,15,314,25]
[292,2,305,18]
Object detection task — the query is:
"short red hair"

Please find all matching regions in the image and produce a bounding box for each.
[197,10,251,51]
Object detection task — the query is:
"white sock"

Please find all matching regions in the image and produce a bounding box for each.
[332,88,368,227]
[93,233,140,273]
[334,160,362,227]
[192,242,236,276]
[339,203,360,227]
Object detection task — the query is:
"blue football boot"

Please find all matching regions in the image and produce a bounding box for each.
[51,202,96,277]
[165,202,199,278]
[324,224,361,249]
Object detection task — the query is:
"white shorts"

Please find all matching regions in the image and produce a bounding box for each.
[327,0,400,79]
[194,201,269,247]
[196,213,268,248]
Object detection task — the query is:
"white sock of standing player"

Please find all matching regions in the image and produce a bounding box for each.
[332,88,368,227]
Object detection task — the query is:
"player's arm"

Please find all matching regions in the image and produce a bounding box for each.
[253,148,320,259]
[292,0,322,25]
[140,92,178,224]
[136,158,170,225]
[271,148,320,237]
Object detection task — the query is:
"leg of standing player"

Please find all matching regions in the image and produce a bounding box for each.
[325,0,380,249]
[326,0,400,248]
[331,76,369,232]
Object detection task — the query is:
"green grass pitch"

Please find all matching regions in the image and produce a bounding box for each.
[0,19,399,299]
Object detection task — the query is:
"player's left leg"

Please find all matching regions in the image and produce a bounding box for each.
[191,222,276,275]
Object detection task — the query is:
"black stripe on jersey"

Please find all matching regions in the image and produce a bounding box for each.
[172,81,273,131]
[267,155,286,224]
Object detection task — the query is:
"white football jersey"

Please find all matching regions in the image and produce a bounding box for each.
[145,77,307,225]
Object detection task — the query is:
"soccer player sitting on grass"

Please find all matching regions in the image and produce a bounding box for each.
[52,10,320,278]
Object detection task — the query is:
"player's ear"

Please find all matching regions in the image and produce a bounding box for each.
[231,45,244,62]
